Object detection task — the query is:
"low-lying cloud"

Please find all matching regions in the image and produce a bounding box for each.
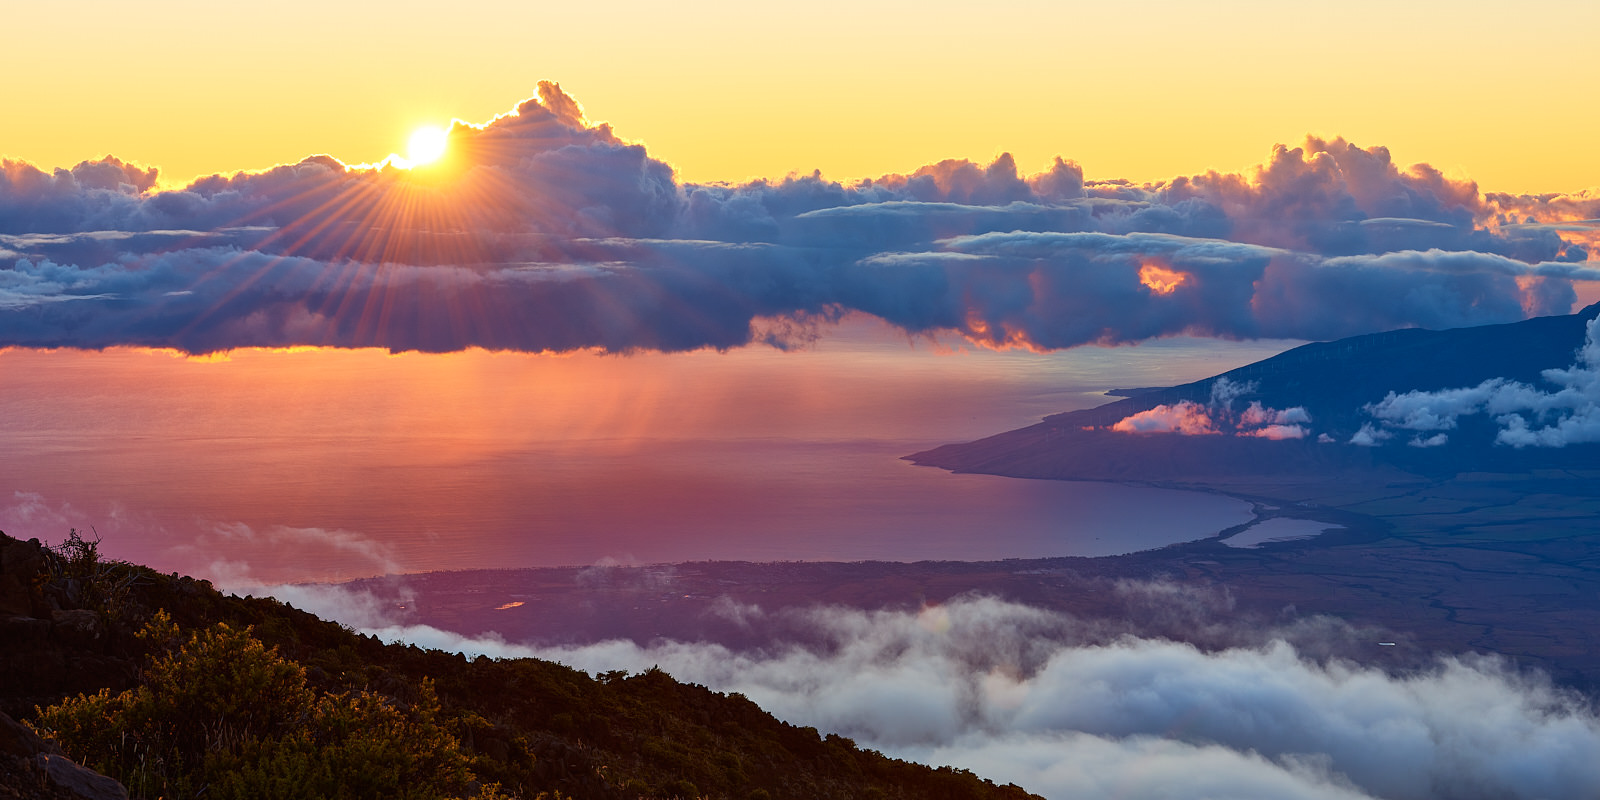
[1110,377,1314,439]
[1359,316,1600,447]
[295,593,1600,800]
[1111,400,1221,435]
[2,84,1597,354]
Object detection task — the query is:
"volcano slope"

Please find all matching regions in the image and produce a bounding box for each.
[903,303,1600,687]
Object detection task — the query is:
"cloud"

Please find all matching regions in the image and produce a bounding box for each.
[0,490,84,540]
[0,491,178,567]
[1243,423,1310,440]
[1209,376,1257,410]
[1242,400,1311,427]
[1349,423,1394,447]
[179,521,406,587]
[1111,400,1219,435]
[1487,190,1600,264]
[1360,316,1600,447]
[292,594,1600,800]
[189,522,417,628]
[0,87,1596,354]
[1109,378,1315,439]
[544,606,1600,800]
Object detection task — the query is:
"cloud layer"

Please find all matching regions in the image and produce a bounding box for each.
[3,83,1598,354]
[299,594,1600,800]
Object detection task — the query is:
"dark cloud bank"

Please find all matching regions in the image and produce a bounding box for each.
[4,81,1599,354]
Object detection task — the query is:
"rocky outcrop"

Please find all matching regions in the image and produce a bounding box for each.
[0,533,140,799]
[0,534,140,723]
[0,709,127,800]
[35,755,129,800]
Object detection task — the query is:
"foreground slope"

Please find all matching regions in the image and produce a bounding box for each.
[0,532,1038,800]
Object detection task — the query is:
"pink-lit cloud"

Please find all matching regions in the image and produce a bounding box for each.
[1111,401,1219,435]
[1110,378,1316,439]
[1241,424,1309,440]
[1,85,1597,354]
[1242,401,1311,428]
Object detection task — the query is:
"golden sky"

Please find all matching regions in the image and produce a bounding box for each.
[6,0,1597,193]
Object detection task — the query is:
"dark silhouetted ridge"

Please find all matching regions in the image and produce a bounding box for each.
[0,532,1039,800]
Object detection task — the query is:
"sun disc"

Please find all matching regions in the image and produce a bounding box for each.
[406,126,448,166]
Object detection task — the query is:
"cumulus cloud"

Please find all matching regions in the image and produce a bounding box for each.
[0,86,1596,354]
[1243,423,1310,440]
[1349,423,1394,447]
[1487,190,1600,264]
[301,594,1600,800]
[1236,400,1312,439]
[1242,400,1311,427]
[1111,400,1219,435]
[1360,316,1600,447]
[1110,377,1314,439]
[1209,376,1258,410]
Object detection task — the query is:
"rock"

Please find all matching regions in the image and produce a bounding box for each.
[0,710,59,759]
[0,537,46,579]
[36,755,129,800]
[48,611,102,649]
[0,616,51,647]
[0,573,34,617]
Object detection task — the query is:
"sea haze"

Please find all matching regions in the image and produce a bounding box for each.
[0,315,1290,583]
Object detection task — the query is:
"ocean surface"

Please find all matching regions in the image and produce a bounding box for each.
[1,315,1295,584]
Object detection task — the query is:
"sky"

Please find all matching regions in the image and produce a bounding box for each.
[5,0,1600,194]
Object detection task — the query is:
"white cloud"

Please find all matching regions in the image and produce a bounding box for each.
[1349,423,1393,446]
[1111,383,1316,440]
[1363,316,1600,447]
[270,591,1600,800]
[1242,400,1311,427]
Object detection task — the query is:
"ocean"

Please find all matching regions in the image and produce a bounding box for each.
[1,315,1294,583]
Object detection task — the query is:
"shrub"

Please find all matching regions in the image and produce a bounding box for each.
[34,611,499,800]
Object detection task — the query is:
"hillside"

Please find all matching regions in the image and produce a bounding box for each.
[910,302,1600,482]
[894,304,1600,692]
[0,531,1039,800]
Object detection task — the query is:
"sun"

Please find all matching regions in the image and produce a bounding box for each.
[406,126,449,167]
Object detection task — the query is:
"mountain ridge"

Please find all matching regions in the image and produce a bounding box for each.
[0,531,1039,800]
[909,302,1600,482]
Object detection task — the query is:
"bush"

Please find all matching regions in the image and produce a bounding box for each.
[44,527,150,617]
[34,611,500,800]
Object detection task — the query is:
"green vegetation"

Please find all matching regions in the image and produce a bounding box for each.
[35,612,515,800]
[42,527,151,620]
[1,531,1038,800]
